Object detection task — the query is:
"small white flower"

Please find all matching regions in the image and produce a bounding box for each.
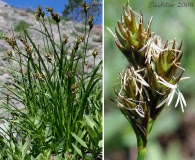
[158,76,177,89]
[174,89,186,113]
[167,88,175,106]
[157,75,188,112]
[107,27,116,38]
[156,96,169,108]
[133,68,149,87]
[139,36,163,64]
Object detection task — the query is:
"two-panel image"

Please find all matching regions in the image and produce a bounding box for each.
[0,0,194,159]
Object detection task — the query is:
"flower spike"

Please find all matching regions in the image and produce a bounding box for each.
[109,1,190,159]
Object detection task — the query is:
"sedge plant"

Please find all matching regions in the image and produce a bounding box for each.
[0,2,102,159]
[108,1,189,160]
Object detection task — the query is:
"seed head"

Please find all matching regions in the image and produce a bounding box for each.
[66,70,74,79]
[34,72,44,81]
[52,13,61,23]
[63,35,69,45]
[6,50,13,57]
[35,5,45,21]
[18,36,27,45]
[85,61,91,68]
[45,53,52,63]
[46,7,60,23]
[74,36,85,51]
[24,43,32,55]
[83,1,90,13]
[71,83,79,94]
[45,7,53,12]
[92,48,98,59]
[4,35,17,49]
[111,1,189,146]
[88,16,94,30]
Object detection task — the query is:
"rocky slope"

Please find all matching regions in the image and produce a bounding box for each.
[0,0,102,75]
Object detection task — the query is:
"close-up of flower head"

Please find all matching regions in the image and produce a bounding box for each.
[106,0,191,160]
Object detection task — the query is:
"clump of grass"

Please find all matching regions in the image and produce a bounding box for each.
[71,30,79,37]
[0,32,4,39]
[0,2,102,159]
[93,35,102,42]
[75,26,86,33]
[25,8,35,14]
[14,20,31,32]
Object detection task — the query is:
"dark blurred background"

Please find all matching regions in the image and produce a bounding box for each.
[104,0,195,159]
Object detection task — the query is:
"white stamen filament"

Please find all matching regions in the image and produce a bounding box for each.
[180,77,191,81]
[107,27,116,38]
[156,96,169,108]
[158,76,177,89]
[167,88,175,106]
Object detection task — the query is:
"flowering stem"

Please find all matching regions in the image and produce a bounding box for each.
[135,119,154,160]
[135,133,147,160]
[137,147,146,160]
[111,1,188,160]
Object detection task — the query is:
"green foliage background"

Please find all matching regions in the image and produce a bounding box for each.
[104,0,195,159]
